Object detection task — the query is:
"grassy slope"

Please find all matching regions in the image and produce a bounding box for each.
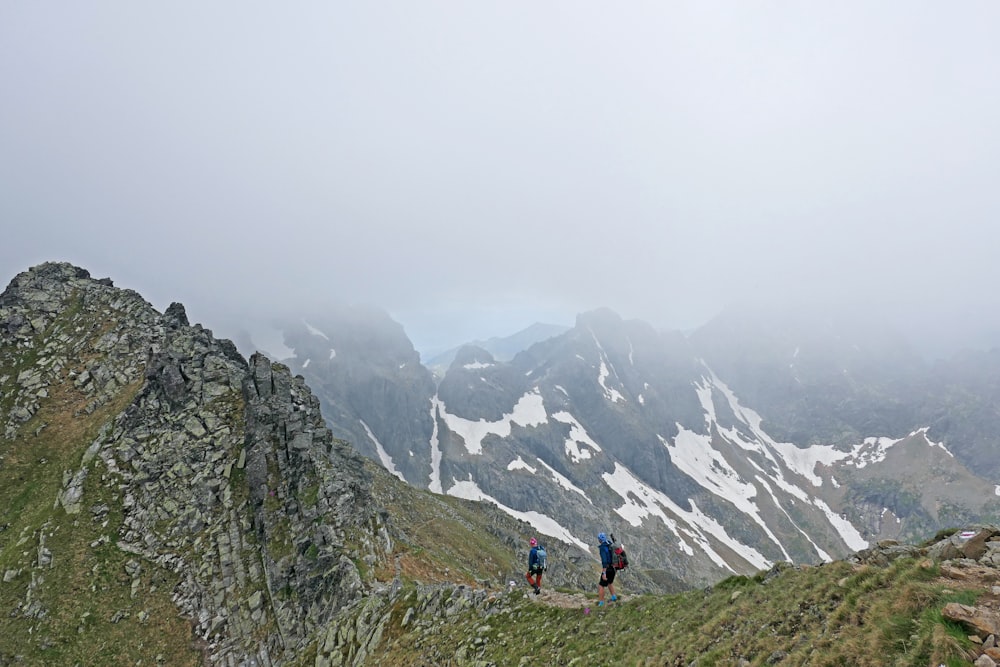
[365,457,527,587]
[0,305,202,665]
[371,557,982,667]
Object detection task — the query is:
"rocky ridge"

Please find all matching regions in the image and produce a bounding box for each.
[0,262,595,666]
[0,263,392,664]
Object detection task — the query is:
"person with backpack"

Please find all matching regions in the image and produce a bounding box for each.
[525,537,546,595]
[597,532,618,606]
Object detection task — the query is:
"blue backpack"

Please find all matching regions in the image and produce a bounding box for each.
[534,545,547,572]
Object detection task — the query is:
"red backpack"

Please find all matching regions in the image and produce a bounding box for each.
[611,542,629,570]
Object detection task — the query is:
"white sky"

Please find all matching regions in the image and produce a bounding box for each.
[3,2,999,354]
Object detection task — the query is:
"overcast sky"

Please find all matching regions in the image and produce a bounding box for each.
[2,2,999,356]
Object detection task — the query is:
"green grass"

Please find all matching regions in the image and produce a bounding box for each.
[366,556,984,666]
[0,394,203,664]
[0,293,204,666]
[0,455,202,666]
[365,460,526,587]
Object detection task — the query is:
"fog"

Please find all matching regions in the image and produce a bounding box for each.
[2,3,999,357]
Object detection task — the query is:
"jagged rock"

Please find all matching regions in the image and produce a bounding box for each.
[943,602,1000,638]
[927,528,1000,562]
[964,529,1000,560]
[848,543,923,566]
[940,561,1000,584]
[163,302,189,328]
[0,263,399,666]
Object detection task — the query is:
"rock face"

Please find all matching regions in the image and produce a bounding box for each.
[278,307,438,486]
[0,263,391,664]
[115,338,387,662]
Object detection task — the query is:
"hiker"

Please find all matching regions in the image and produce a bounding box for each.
[525,537,544,594]
[597,532,618,606]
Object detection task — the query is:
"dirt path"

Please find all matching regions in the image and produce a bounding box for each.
[528,588,625,610]
[531,558,1000,612]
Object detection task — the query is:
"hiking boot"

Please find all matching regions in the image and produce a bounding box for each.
[534,587,541,595]
[597,600,604,606]
[610,595,617,601]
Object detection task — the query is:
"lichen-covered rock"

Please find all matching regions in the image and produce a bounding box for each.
[1,262,393,665]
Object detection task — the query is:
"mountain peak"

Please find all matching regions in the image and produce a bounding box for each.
[451,344,497,368]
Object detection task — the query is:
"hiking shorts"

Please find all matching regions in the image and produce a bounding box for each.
[599,567,616,587]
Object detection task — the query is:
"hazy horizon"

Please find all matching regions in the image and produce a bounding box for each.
[3,3,999,357]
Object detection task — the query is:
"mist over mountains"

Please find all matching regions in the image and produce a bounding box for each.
[245,296,1000,587]
[9,256,992,586]
[5,261,1000,666]
[6,3,1000,662]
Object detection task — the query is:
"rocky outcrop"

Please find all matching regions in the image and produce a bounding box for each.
[0,263,393,665]
[848,527,1000,667]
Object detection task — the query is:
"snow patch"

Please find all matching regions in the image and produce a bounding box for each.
[917,427,953,457]
[770,429,945,488]
[508,456,537,474]
[661,427,791,560]
[601,463,771,571]
[361,420,405,482]
[429,398,444,493]
[536,459,591,502]
[598,360,625,403]
[446,476,589,551]
[303,320,329,340]
[694,369,869,555]
[754,476,832,562]
[438,390,547,455]
[552,411,602,462]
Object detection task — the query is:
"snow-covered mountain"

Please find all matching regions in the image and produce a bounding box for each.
[257,306,1000,588]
